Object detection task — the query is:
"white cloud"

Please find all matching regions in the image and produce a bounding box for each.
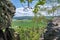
[14,7,49,17]
[14,4,60,17]
[14,7,34,17]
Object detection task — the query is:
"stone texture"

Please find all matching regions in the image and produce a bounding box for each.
[0,0,16,29]
[41,17,60,40]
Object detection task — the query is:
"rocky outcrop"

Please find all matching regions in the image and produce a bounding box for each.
[0,0,16,29]
[0,0,16,40]
[41,17,60,40]
[43,27,60,40]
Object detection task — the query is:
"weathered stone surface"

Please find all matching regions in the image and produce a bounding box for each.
[0,0,16,29]
[41,17,60,40]
[0,0,17,40]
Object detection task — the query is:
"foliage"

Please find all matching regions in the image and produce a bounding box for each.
[58,0,60,3]
[11,20,47,27]
[20,0,25,3]
[33,6,39,14]
[20,0,33,3]
[12,26,45,40]
[33,0,46,14]
[47,5,60,16]
[11,20,47,40]
[20,0,46,13]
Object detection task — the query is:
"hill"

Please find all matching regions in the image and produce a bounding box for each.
[13,16,33,20]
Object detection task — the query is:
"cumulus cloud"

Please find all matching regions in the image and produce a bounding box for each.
[14,7,34,17]
[14,4,60,17]
[14,7,48,17]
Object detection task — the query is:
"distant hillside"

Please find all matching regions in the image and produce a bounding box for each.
[13,16,60,20]
[13,16,33,20]
[13,16,54,20]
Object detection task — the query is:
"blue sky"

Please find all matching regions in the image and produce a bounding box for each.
[10,0,22,8]
[10,0,40,17]
[10,0,37,8]
[10,0,37,17]
[10,0,60,17]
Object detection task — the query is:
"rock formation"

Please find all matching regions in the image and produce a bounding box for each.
[0,0,16,29]
[0,0,16,40]
[41,17,60,40]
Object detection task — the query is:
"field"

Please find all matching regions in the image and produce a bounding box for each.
[11,20,47,27]
[11,19,47,40]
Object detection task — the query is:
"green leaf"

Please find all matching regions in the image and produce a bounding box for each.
[48,10,52,14]
[36,0,45,5]
[28,0,33,3]
[38,1,45,5]
[33,7,39,13]
[57,0,60,3]
[20,0,25,3]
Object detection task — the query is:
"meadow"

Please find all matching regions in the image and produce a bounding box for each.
[11,19,47,40]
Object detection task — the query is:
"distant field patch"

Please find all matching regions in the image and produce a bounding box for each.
[11,20,47,28]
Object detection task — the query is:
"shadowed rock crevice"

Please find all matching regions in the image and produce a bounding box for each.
[41,17,60,40]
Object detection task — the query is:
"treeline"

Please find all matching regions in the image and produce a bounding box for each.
[13,16,33,20]
[13,16,54,20]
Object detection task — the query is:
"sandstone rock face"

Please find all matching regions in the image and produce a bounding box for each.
[0,0,16,29]
[41,17,60,40]
[43,27,60,40]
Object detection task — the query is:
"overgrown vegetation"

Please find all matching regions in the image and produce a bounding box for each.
[11,19,47,40]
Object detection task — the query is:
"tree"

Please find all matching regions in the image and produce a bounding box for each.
[47,0,60,16]
[20,0,33,8]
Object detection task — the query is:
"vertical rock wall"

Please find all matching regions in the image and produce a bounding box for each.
[41,17,60,40]
[0,0,16,29]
